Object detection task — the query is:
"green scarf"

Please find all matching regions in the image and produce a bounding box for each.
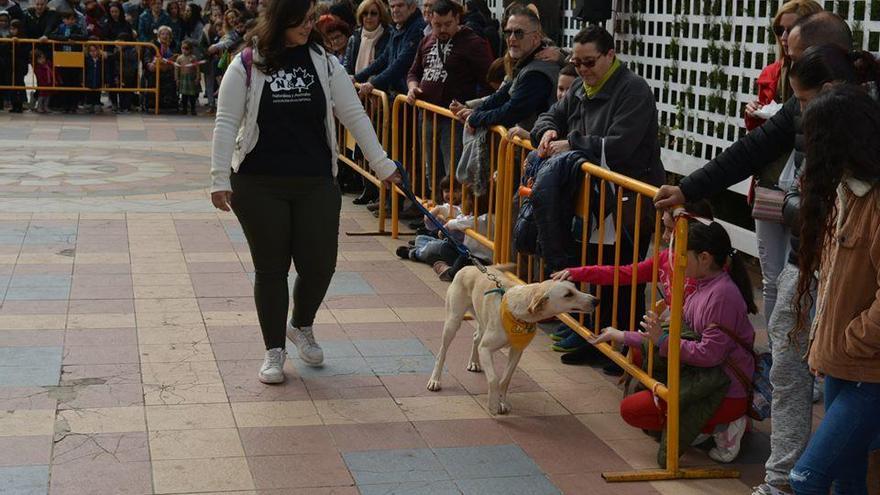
[583,58,621,99]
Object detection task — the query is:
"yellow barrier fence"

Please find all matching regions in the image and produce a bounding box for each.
[0,38,162,114]
[335,85,393,236]
[389,95,509,263]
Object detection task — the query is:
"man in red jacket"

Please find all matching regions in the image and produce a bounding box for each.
[406,0,492,197]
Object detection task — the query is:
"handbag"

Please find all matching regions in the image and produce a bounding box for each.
[710,324,773,421]
[751,149,797,223]
[751,186,785,223]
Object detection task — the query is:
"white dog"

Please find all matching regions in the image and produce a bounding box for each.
[427,266,596,415]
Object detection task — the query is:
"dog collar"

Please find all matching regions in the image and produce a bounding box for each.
[500,294,537,351]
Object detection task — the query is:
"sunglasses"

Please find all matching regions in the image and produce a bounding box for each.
[362,10,380,17]
[772,24,788,38]
[570,55,604,68]
[503,28,537,40]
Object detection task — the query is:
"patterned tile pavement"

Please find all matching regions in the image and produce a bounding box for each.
[0,113,771,494]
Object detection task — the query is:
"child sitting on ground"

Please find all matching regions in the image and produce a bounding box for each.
[396,176,461,259]
[396,190,492,281]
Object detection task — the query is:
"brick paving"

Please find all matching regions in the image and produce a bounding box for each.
[0,112,763,494]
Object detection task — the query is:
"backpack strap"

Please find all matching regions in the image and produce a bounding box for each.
[241,46,253,88]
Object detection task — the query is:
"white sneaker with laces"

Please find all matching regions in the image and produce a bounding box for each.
[287,324,324,366]
[259,348,287,384]
[709,415,748,463]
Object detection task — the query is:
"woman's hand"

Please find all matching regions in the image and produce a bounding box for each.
[744,100,763,118]
[641,310,663,345]
[211,191,232,212]
[382,170,402,187]
[550,269,571,281]
[589,327,625,345]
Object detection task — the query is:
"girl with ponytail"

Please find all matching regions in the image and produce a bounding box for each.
[596,220,757,464]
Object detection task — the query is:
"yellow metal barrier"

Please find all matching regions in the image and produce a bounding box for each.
[389,95,509,263]
[509,157,738,482]
[0,38,161,114]
[336,85,393,236]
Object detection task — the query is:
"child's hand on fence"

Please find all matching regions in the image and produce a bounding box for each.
[550,269,571,281]
[589,327,625,345]
[641,311,663,345]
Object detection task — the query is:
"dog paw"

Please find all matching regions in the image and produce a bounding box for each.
[425,379,442,392]
[497,401,510,415]
[466,362,482,372]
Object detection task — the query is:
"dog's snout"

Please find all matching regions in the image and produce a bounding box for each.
[583,294,598,312]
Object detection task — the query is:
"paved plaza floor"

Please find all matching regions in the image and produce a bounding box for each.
[0,113,771,494]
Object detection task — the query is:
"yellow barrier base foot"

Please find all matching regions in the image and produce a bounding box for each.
[602,468,740,482]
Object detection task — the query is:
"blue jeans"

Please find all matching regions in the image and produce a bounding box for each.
[790,376,880,494]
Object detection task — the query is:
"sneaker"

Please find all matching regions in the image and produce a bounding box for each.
[550,326,573,342]
[366,201,382,212]
[287,324,324,366]
[691,433,711,446]
[395,246,411,259]
[751,483,793,495]
[258,348,287,384]
[709,416,747,463]
[552,332,588,352]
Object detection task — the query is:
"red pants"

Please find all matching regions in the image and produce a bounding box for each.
[620,390,748,434]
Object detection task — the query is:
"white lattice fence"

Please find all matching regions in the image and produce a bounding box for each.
[489,0,880,255]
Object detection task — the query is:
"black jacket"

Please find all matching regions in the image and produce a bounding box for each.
[531,150,591,272]
[530,63,665,189]
[679,96,805,265]
[462,9,499,58]
[24,7,58,37]
[679,96,800,201]
[343,26,390,76]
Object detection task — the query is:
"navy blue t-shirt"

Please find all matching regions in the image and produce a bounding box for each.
[238,45,332,176]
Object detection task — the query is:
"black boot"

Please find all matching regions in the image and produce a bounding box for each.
[353,180,379,205]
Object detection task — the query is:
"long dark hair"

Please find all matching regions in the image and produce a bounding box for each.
[687,222,758,315]
[790,44,880,88]
[793,84,880,333]
[249,0,322,74]
[182,3,202,34]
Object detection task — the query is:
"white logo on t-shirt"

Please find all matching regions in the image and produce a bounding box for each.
[269,67,315,103]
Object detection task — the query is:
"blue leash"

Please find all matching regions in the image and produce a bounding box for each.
[392,161,469,257]
[391,161,504,289]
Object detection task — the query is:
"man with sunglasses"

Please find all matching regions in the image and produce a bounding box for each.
[452,5,558,132]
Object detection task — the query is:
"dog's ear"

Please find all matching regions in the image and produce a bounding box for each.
[527,291,549,315]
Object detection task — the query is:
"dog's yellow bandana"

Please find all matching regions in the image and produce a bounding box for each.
[500,294,537,351]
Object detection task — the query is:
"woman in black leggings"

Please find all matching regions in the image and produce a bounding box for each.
[210,0,399,383]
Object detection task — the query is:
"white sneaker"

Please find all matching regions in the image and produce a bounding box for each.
[709,416,747,463]
[258,348,287,384]
[287,324,324,366]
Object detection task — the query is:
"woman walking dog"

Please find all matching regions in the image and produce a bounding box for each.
[210,0,400,384]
